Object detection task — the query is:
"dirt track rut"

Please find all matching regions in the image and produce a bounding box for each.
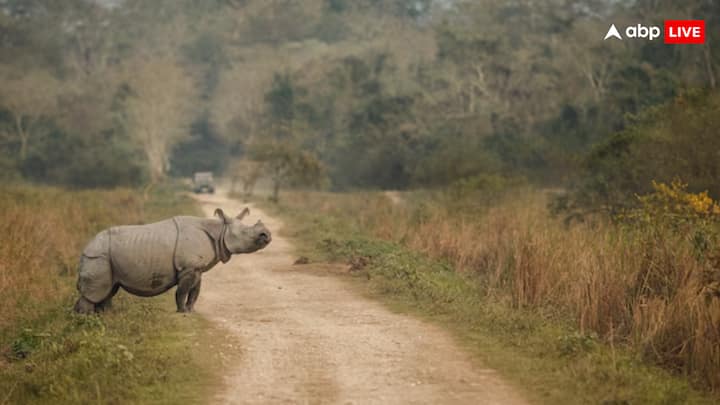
[194,191,528,405]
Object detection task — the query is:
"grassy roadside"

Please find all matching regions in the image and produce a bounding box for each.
[262,190,719,405]
[0,184,227,405]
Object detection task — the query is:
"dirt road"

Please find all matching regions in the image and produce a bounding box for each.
[193,191,528,405]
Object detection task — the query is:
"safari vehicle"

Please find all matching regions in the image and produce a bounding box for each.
[192,172,215,194]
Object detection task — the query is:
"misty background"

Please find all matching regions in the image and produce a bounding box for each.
[0,0,718,206]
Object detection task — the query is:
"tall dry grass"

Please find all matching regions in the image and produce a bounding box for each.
[284,189,720,389]
[0,186,145,331]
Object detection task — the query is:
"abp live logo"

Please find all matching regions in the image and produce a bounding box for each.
[604,20,705,44]
[665,20,705,44]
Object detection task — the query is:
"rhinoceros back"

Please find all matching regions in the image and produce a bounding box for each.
[108,219,178,295]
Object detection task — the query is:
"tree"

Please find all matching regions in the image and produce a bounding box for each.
[0,67,61,161]
[265,73,298,139]
[210,61,270,143]
[249,140,324,202]
[226,159,264,197]
[121,56,197,184]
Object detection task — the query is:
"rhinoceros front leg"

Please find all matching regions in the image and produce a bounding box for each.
[74,296,96,314]
[96,284,120,312]
[186,277,202,312]
[176,269,200,313]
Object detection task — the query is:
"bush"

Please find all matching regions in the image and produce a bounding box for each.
[19,129,145,188]
[447,174,527,200]
[565,90,720,215]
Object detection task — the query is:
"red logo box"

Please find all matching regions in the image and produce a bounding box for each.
[665,20,705,44]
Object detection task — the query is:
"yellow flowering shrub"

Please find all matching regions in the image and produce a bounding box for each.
[624,180,720,299]
[626,179,720,226]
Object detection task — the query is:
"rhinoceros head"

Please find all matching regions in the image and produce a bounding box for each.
[215,208,272,254]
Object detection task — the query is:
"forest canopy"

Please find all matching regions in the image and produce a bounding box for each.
[0,0,718,204]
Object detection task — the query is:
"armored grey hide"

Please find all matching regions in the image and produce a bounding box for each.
[75,209,271,311]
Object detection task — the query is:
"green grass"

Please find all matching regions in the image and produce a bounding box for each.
[1,295,227,405]
[0,183,227,405]
[265,194,719,405]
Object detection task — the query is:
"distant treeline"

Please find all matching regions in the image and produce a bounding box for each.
[0,0,718,204]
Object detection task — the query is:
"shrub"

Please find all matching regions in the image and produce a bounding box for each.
[565,90,720,215]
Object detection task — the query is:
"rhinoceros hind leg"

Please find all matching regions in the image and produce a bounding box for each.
[74,296,96,314]
[176,269,200,313]
[96,284,120,312]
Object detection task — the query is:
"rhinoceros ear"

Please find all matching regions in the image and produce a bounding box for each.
[236,207,250,221]
[214,208,230,224]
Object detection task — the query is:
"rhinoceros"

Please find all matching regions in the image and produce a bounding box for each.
[74,207,271,314]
